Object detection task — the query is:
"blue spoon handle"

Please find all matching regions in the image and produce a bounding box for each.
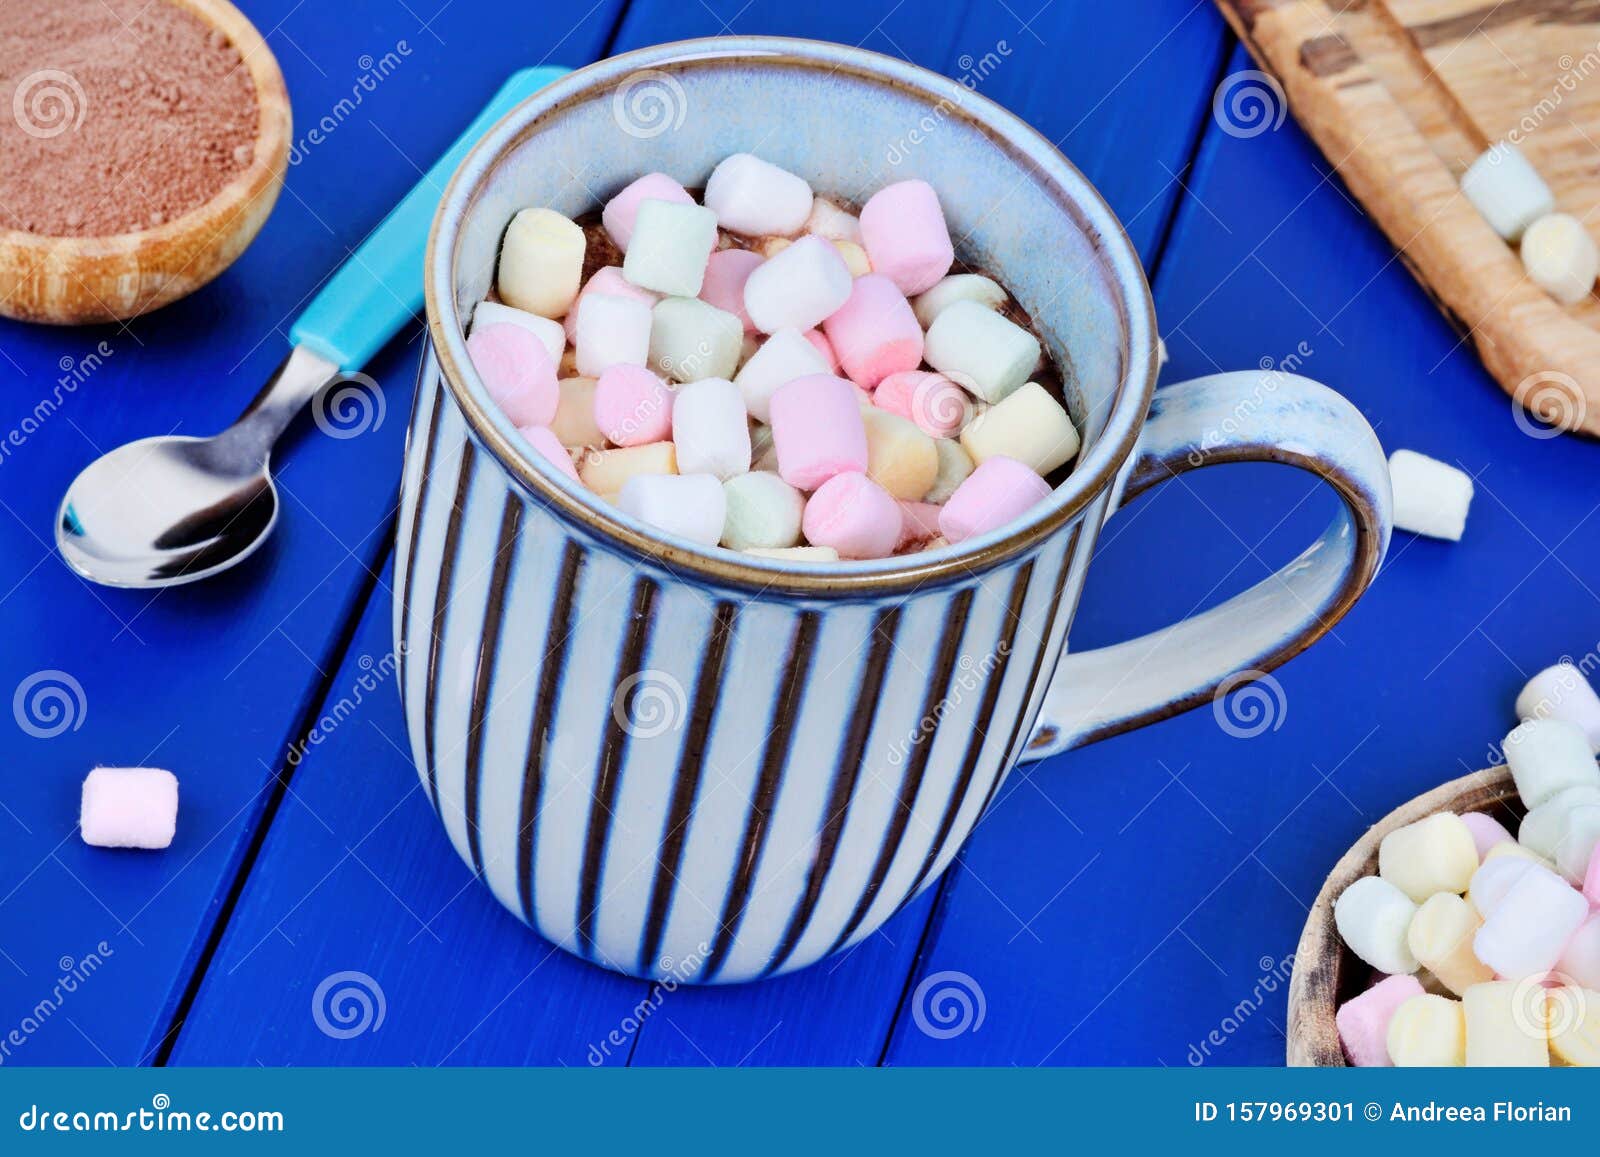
[288,66,568,372]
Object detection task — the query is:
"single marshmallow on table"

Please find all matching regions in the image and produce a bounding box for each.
[1460,143,1554,242]
[873,371,973,439]
[516,425,580,483]
[938,456,1052,545]
[578,441,677,497]
[566,266,660,343]
[743,236,853,334]
[734,328,831,422]
[960,382,1079,477]
[861,408,938,501]
[1387,449,1473,541]
[602,172,694,251]
[721,471,804,551]
[551,376,605,450]
[703,154,813,237]
[1407,892,1493,995]
[925,438,976,504]
[1517,662,1600,751]
[1387,993,1466,1067]
[1337,974,1424,1066]
[648,297,744,383]
[1504,717,1599,808]
[497,208,586,318]
[1463,981,1549,1067]
[1560,913,1600,989]
[769,374,869,490]
[912,273,1006,329]
[623,200,720,297]
[804,197,862,244]
[672,378,751,480]
[700,249,764,333]
[1554,802,1600,881]
[924,300,1041,404]
[1473,860,1589,979]
[575,293,653,378]
[1378,812,1479,901]
[617,473,726,548]
[1459,810,1515,860]
[1334,875,1419,975]
[1519,784,1600,861]
[471,301,566,364]
[821,274,924,389]
[746,545,839,563]
[802,472,902,559]
[1549,987,1600,1066]
[594,364,674,447]
[80,767,178,849]
[467,323,558,427]
[1521,212,1599,305]
[859,179,954,295]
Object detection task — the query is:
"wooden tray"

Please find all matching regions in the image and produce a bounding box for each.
[1216,0,1600,437]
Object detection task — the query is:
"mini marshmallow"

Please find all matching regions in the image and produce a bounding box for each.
[859,179,954,295]
[648,297,743,383]
[578,442,677,497]
[924,300,1041,404]
[745,545,839,563]
[700,248,764,333]
[1460,811,1515,860]
[1548,986,1600,1066]
[805,197,862,243]
[769,374,869,490]
[912,273,1007,329]
[1519,784,1600,860]
[617,472,726,548]
[1473,861,1589,979]
[80,766,178,849]
[938,456,1052,545]
[1469,854,1540,917]
[898,500,943,550]
[704,154,813,238]
[1517,662,1600,750]
[802,328,840,372]
[833,241,872,277]
[1407,892,1493,996]
[1558,915,1600,989]
[575,293,653,378]
[497,208,585,318]
[1387,994,1466,1067]
[566,266,660,343]
[734,328,831,422]
[1461,143,1554,242]
[672,377,751,480]
[1378,812,1479,901]
[623,200,720,297]
[467,323,558,427]
[959,382,1080,477]
[862,408,938,501]
[551,377,605,450]
[516,425,580,483]
[1505,718,1600,808]
[602,172,694,251]
[873,371,973,439]
[1334,875,1420,975]
[1554,802,1600,882]
[722,471,804,551]
[1337,974,1425,1067]
[802,472,902,560]
[1387,449,1473,541]
[821,275,924,389]
[925,438,976,504]
[1463,981,1550,1067]
[471,300,566,364]
[743,236,853,335]
[594,364,673,446]
[1521,212,1598,305]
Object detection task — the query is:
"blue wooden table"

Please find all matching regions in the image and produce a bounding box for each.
[2,0,1596,1068]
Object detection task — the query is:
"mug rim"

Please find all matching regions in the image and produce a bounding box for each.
[424,35,1159,595]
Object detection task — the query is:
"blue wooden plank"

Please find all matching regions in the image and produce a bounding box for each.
[0,0,625,1065]
[885,41,1600,1066]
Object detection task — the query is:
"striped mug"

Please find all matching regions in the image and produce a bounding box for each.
[400,38,1393,983]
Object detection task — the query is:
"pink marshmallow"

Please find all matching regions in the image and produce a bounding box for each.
[467,322,558,427]
[517,425,580,482]
[803,473,902,559]
[938,456,1052,544]
[80,767,178,850]
[873,370,973,438]
[898,500,943,549]
[594,364,673,446]
[1336,974,1424,1066]
[699,249,764,333]
[565,267,660,342]
[822,273,924,389]
[1586,841,1600,905]
[602,173,694,251]
[859,179,955,295]
[769,374,869,490]
[1461,811,1515,861]
[801,328,839,373]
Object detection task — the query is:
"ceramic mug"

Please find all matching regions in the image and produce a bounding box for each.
[402,37,1393,984]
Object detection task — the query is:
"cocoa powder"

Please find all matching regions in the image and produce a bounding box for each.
[0,0,260,237]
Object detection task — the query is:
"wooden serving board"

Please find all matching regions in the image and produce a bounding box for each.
[1216,0,1600,437]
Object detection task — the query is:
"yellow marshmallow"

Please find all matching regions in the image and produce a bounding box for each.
[1387,994,1466,1066]
[959,382,1080,477]
[863,408,938,501]
[1379,812,1479,901]
[497,208,585,319]
[1407,893,1493,995]
[550,377,604,451]
[1463,981,1550,1067]
[578,442,677,498]
[1548,988,1600,1066]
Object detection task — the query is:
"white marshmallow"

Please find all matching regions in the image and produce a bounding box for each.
[743,236,853,334]
[1469,854,1539,917]
[1378,812,1479,901]
[648,297,743,383]
[497,208,585,319]
[1473,861,1589,979]
[1518,662,1600,751]
[623,200,720,297]
[924,437,975,504]
[722,471,804,550]
[575,294,652,378]
[616,472,726,548]
[1334,875,1419,975]
[959,382,1079,476]
[1519,785,1600,861]
[1461,142,1554,242]
[1521,212,1598,305]
[1463,982,1549,1067]
[1387,449,1473,541]
[80,767,178,849]
[805,197,862,243]
[704,153,813,237]
[912,273,1007,329]
[671,378,750,480]
[1505,718,1600,808]
[471,301,565,363]
[744,545,839,563]
[1555,802,1600,882]
[733,328,830,422]
[923,299,1041,404]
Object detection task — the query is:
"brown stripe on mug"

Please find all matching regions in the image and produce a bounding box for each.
[422,443,476,812]
[463,495,523,875]
[396,386,444,698]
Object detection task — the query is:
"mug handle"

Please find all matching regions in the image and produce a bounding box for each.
[1021,372,1392,761]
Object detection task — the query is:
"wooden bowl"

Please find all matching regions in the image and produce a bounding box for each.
[1285,765,1523,1066]
[0,0,291,325]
